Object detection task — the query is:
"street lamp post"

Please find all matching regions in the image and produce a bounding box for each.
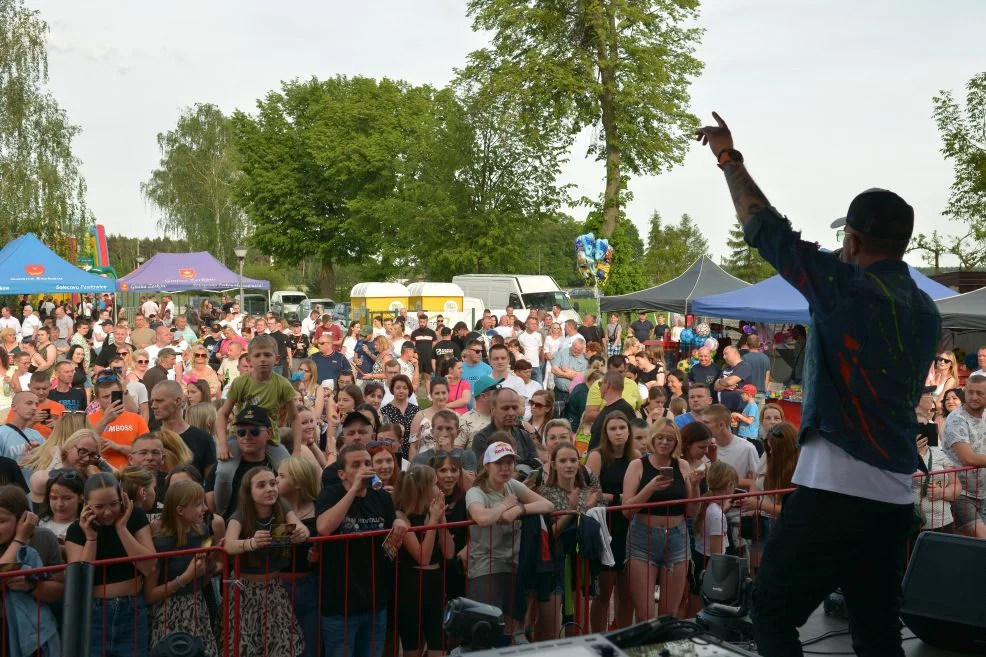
[234,245,248,310]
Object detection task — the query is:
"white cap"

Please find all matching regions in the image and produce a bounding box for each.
[483,441,517,465]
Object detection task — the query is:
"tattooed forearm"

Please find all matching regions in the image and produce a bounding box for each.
[721,162,769,225]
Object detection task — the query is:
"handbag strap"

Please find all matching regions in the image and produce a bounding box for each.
[4,423,35,445]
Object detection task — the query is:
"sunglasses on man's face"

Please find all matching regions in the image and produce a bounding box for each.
[236,427,264,437]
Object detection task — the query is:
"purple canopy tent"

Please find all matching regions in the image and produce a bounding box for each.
[116,252,270,292]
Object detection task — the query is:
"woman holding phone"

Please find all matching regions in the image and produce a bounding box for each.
[622,419,698,620]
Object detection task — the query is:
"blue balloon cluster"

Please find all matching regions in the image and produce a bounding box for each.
[679,328,695,346]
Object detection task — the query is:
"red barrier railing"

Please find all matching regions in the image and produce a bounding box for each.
[1,465,981,656]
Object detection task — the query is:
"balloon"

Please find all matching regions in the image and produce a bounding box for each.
[743,324,756,335]
[677,359,691,374]
[680,328,694,345]
[704,337,719,352]
[696,323,711,338]
[596,261,611,284]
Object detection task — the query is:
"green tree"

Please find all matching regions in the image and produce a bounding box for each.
[461,0,704,238]
[0,0,93,251]
[913,72,986,269]
[722,222,773,283]
[105,234,190,276]
[141,103,247,267]
[231,76,444,295]
[643,211,709,285]
[581,206,648,295]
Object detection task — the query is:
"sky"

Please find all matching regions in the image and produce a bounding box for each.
[32,0,986,267]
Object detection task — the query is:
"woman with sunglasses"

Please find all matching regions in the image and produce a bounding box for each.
[128,349,151,383]
[928,352,959,407]
[528,389,555,440]
[293,358,326,420]
[39,467,85,542]
[184,347,221,401]
[25,424,101,503]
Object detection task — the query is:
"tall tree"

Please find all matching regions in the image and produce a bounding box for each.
[722,222,774,283]
[582,206,648,295]
[643,211,709,285]
[912,72,986,269]
[461,0,704,237]
[232,76,443,295]
[141,103,246,266]
[0,0,93,250]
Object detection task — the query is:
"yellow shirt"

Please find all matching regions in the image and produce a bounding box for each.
[586,379,642,411]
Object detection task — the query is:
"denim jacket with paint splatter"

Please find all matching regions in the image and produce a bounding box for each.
[744,208,940,475]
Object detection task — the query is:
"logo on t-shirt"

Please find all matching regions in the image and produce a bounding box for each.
[341,515,385,534]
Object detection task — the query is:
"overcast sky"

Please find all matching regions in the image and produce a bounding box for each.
[33,0,986,266]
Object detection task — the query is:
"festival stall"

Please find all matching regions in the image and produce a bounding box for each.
[116,252,270,292]
[600,255,750,315]
[691,267,957,426]
[0,233,114,293]
[350,282,410,325]
[936,287,986,331]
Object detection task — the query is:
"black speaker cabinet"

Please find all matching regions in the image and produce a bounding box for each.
[900,532,986,653]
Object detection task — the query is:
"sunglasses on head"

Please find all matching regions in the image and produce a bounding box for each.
[767,425,786,440]
[95,373,118,384]
[49,468,83,482]
[431,449,464,463]
[367,439,393,449]
[236,427,265,437]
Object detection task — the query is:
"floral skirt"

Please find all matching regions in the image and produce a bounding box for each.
[227,579,305,657]
[151,590,219,657]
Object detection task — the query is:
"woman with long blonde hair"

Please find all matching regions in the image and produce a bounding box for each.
[185,402,217,436]
[155,429,193,472]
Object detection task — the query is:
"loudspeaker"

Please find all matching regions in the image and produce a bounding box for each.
[900,532,986,653]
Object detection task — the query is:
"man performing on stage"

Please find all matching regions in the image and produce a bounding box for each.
[695,113,940,657]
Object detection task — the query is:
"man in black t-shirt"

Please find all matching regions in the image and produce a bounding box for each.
[47,360,87,412]
[432,327,461,374]
[269,317,292,375]
[588,372,638,450]
[577,313,604,346]
[630,311,654,342]
[688,347,722,402]
[317,444,408,657]
[653,314,670,341]
[151,380,218,479]
[715,346,755,412]
[410,314,437,377]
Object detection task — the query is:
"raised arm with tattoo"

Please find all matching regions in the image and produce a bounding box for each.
[695,112,770,225]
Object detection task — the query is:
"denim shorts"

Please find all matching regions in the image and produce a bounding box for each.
[952,495,986,530]
[626,517,689,567]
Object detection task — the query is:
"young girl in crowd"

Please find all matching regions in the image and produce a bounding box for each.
[117,466,158,513]
[186,402,217,437]
[429,451,469,600]
[185,379,213,407]
[146,479,222,657]
[536,442,603,640]
[293,359,326,420]
[65,472,156,657]
[745,422,799,540]
[38,467,84,543]
[224,466,308,657]
[277,457,322,657]
[623,419,698,621]
[693,462,739,586]
[411,377,452,452]
[466,438,554,633]
[439,358,472,415]
[584,412,637,632]
[362,382,386,411]
[396,464,456,657]
[643,386,673,422]
[370,439,401,494]
[284,406,326,469]
[630,418,650,457]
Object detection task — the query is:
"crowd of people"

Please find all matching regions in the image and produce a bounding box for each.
[0,293,980,657]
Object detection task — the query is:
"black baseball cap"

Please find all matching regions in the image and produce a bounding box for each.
[341,410,373,428]
[830,188,913,242]
[235,405,272,428]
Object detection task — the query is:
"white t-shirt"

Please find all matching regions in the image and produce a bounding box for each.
[20,314,40,338]
[695,502,728,557]
[127,380,149,408]
[163,300,176,322]
[141,300,160,318]
[561,333,585,350]
[517,379,543,420]
[0,316,21,337]
[517,331,544,368]
[342,336,358,359]
[494,326,514,340]
[301,317,318,337]
[792,431,913,504]
[715,436,760,481]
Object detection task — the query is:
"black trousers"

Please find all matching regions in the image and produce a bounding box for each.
[751,486,913,657]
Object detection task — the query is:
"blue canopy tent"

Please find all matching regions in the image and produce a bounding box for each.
[692,267,956,324]
[0,233,114,294]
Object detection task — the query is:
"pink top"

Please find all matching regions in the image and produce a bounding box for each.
[447,378,472,415]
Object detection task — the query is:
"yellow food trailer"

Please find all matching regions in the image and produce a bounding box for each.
[407,282,465,315]
[350,282,410,324]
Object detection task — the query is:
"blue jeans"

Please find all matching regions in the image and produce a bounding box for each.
[751,486,913,657]
[288,574,320,657]
[321,609,387,657]
[90,594,149,657]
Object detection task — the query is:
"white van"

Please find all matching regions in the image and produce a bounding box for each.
[450,274,580,324]
[270,290,309,320]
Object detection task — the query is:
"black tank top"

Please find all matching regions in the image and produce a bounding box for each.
[596,452,631,506]
[639,456,687,516]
